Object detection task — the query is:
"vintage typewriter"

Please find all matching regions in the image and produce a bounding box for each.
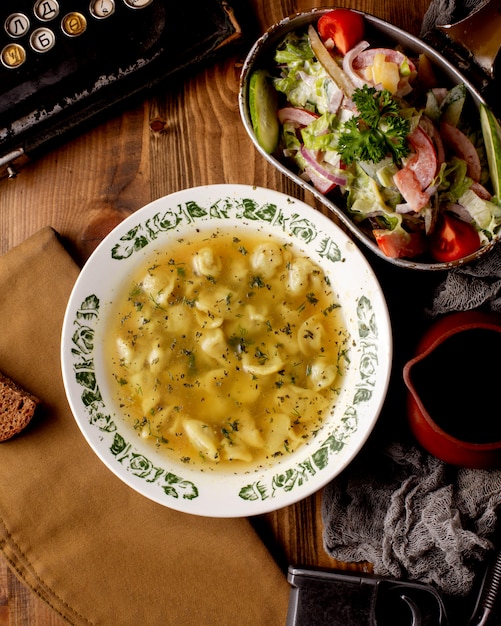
[0,0,241,178]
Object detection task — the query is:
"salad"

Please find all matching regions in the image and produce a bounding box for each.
[248,9,501,262]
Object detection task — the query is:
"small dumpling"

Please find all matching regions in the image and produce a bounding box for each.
[297,315,325,355]
[250,242,283,279]
[184,419,219,459]
[235,412,264,448]
[194,308,224,330]
[193,246,222,278]
[244,304,268,323]
[220,441,253,463]
[198,367,228,391]
[126,353,149,375]
[229,257,248,283]
[195,285,233,319]
[262,413,296,455]
[141,271,175,306]
[308,360,338,390]
[146,345,171,375]
[164,304,190,334]
[287,257,317,296]
[116,337,133,365]
[272,384,315,417]
[242,348,284,376]
[199,328,229,362]
[142,405,177,439]
[125,370,150,396]
[231,374,261,404]
[140,387,165,415]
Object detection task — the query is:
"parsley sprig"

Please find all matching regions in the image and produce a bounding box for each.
[336,85,410,165]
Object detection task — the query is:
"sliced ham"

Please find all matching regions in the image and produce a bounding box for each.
[440,121,482,181]
[278,108,319,127]
[393,127,438,212]
[352,48,416,73]
[393,168,431,212]
[406,126,438,189]
[470,180,492,200]
[419,117,445,165]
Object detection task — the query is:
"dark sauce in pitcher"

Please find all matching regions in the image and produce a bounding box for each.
[410,328,501,444]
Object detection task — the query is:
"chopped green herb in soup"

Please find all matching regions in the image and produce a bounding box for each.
[105,229,349,471]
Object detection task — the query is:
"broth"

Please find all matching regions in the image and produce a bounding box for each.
[104,229,349,471]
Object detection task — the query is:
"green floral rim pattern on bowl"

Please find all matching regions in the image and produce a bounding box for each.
[62,185,392,517]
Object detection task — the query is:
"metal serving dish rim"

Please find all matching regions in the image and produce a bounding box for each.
[238,9,495,271]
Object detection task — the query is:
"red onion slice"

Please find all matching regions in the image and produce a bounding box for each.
[342,40,371,89]
[301,147,347,193]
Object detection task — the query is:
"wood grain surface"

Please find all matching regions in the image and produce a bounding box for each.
[0,0,431,622]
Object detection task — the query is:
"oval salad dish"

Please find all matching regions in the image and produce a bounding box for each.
[61,184,392,517]
[239,8,501,270]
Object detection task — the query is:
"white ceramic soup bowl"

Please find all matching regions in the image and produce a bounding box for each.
[61,184,392,517]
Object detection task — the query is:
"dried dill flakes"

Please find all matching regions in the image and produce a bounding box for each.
[306,292,319,305]
[228,330,253,355]
[250,275,265,288]
[106,229,348,470]
[254,347,269,365]
[322,302,341,316]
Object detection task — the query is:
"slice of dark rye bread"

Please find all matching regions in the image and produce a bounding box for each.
[0,371,40,442]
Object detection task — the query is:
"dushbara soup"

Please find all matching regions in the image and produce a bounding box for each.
[104,229,350,471]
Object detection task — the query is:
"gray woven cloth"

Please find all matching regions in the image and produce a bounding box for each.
[322,442,501,597]
[322,243,501,598]
[322,239,501,601]
[322,0,500,596]
[420,0,490,36]
[431,244,501,315]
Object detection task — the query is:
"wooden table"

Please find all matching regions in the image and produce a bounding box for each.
[0,0,431,622]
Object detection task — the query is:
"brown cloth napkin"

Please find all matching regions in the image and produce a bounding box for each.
[0,227,289,625]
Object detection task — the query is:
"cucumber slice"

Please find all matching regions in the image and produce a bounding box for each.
[376,162,398,188]
[424,90,440,125]
[441,83,466,126]
[248,69,279,154]
[480,103,501,198]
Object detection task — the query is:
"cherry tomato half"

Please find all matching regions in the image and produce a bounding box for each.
[373,229,426,259]
[317,9,365,55]
[429,213,481,263]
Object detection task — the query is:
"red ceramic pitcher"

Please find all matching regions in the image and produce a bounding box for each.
[403,310,501,468]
